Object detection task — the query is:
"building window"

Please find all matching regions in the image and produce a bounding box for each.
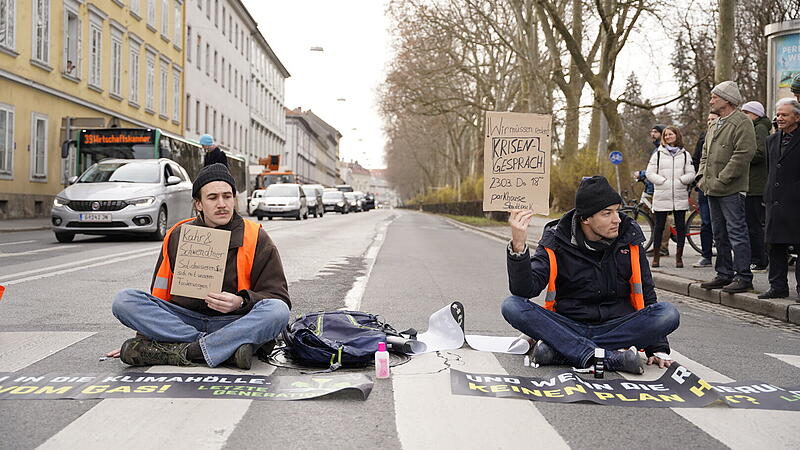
[227,64,231,93]
[228,16,231,42]
[32,0,50,64]
[0,0,16,50]
[145,52,155,110]
[129,41,140,102]
[160,61,168,115]
[63,8,80,77]
[147,0,155,27]
[88,22,102,88]
[213,49,217,81]
[173,1,180,44]
[204,104,208,133]
[220,56,224,87]
[186,25,191,61]
[172,70,180,121]
[130,0,140,15]
[160,0,168,37]
[205,42,209,75]
[195,34,201,70]
[205,0,210,19]
[0,103,13,176]
[195,100,200,133]
[221,5,225,35]
[30,113,48,180]
[214,0,218,27]
[110,34,122,96]
[185,94,191,130]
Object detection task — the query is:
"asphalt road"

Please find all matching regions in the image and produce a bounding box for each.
[1,209,799,449]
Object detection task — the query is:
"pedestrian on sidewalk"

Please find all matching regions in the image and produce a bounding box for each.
[691,112,719,268]
[741,101,771,273]
[698,81,756,294]
[108,163,290,369]
[646,126,696,268]
[200,134,228,167]
[502,176,680,375]
[759,98,800,300]
[637,125,671,257]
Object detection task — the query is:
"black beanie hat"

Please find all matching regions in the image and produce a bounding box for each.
[575,176,622,219]
[652,124,666,133]
[192,163,236,199]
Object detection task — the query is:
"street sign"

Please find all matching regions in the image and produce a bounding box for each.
[609,151,624,165]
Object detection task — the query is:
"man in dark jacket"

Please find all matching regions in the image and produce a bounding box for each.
[200,134,228,167]
[501,176,680,375]
[741,101,771,272]
[691,112,719,267]
[759,98,800,300]
[109,163,290,369]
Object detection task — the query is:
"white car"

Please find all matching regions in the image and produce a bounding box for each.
[252,184,308,221]
[248,189,267,216]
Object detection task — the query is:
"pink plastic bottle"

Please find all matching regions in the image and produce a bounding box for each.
[375,342,390,379]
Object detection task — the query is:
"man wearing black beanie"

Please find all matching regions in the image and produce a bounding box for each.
[501,176,680,374]
[107,163,291,370]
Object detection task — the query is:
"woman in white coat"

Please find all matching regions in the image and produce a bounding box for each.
[645,126,696,268]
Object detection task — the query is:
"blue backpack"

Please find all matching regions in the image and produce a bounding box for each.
[282,310,403,371]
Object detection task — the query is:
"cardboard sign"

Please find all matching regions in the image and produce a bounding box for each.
[483,112,552,214]
[170,225,231,299]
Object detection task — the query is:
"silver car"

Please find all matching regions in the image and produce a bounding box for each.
[51,159,194,242]
[252,183,308,221]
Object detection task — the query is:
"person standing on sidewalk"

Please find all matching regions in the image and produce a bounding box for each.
[741,101,771,273]
[697,81,756,294]
[691,112,719,268]
[646,126,696,268]
[637,125,672,257]
[759,98,800,300]
[200,134,228,167]
[502,176,680,375]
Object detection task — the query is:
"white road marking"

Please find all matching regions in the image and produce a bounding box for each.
[622,349,800,449]
[0,246,73,257]
[0,240,36,247]
[1,249,158,286]
[0,246,159,282]
[343,215,396,311]
[38,361,276,450]
[0,332,95,372]
[393,348,569,450]
[765,353,800,369]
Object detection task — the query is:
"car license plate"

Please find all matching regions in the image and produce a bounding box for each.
[79,213,111,222]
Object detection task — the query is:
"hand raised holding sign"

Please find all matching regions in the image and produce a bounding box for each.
[509,209,535,253]
[205,291,245,314]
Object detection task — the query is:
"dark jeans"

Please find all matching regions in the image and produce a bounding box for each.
[745,195,767,267]
[708,194,753,282]
[654,210,687,249]
[697,190,713,260]
[767,244,800,293]
[500,296,680,368]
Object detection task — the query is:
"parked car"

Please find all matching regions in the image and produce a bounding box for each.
[51,158,194,242]
[301,184,325,218]
[253,183,308,221]
[248,189,266,216]
[344,192,362,212]
[335,184,354,193]
[353,191,367,212]
[322,189,349,214]
[362,193,376,211]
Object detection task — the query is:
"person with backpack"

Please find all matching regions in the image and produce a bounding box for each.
[645,126,696,268]
[502,176,680,375]
[108,163,290,369]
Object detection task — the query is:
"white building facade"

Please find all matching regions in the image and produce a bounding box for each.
[285,108,340,186]
[248,26,289,165]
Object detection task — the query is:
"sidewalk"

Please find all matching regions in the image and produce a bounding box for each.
[444,216,800,326]
[0,217,52,233]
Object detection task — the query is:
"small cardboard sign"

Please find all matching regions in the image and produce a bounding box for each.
[169,225,231,299]
[483,112,552,214]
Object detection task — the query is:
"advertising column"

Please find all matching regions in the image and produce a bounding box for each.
[766,20,800,117]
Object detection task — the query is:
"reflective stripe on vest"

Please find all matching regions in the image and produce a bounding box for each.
[151,218,262,301]
[542,244,644,312]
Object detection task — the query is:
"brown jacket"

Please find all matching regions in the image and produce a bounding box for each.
[150,212,290,315]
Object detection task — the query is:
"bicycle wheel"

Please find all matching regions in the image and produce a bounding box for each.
[685,210,702,255]
[621,207,654,251]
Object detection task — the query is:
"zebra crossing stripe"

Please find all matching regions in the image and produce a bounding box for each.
[0,332,95,373]
[765,353,800,369]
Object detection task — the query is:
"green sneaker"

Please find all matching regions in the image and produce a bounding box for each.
[120,338,194,367]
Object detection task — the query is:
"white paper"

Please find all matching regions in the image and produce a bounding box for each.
[411,303,465,354]
[465,334,532,355]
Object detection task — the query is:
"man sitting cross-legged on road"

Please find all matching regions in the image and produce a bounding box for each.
[501,176,680,374]
[109,163,290,369]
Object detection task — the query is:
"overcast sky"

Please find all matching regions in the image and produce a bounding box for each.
[243,1,680,169]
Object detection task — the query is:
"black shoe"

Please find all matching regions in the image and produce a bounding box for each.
[531,340,569,366]
[750,264,768,273]
[120,338,194,367]
[226,344,253,370]
[700,276,733,289]
[721,279,754,294]
[758,289,789,299]
[605,348,645,375]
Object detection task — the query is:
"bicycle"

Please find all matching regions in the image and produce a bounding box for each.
[620,176,703,254]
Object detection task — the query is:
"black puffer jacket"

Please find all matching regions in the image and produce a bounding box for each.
[507,209,668,354]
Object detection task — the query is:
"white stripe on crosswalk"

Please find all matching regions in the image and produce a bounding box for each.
[0,240,36,247]
[2,249,158,286]
[0,332,95,372]
[622,349,800,449]
[0,246,76,258]
[392,349,569,450]
[765,353,800,369]
[38,362,276,449]
[0,247,159,282]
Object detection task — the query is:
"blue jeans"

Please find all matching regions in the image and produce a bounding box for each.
[112,289,290,367]
[707,194,753,282]
[697,190,713,260]
[501,296,680,368]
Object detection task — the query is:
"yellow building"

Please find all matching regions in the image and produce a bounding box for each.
[0,0,185,219]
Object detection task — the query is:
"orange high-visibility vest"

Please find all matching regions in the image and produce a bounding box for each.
[151,218,262,301]
[543,244,644,312]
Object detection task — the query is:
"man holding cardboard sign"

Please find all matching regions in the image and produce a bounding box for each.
[110,163,290,369]
[501,176,680,374]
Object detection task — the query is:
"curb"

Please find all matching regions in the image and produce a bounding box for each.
[443,215,800,326]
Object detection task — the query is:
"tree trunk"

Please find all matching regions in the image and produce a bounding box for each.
[715,0,736,83]
[562,0,583,157]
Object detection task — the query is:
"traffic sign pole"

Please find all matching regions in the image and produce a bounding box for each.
[608,151,624,194]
